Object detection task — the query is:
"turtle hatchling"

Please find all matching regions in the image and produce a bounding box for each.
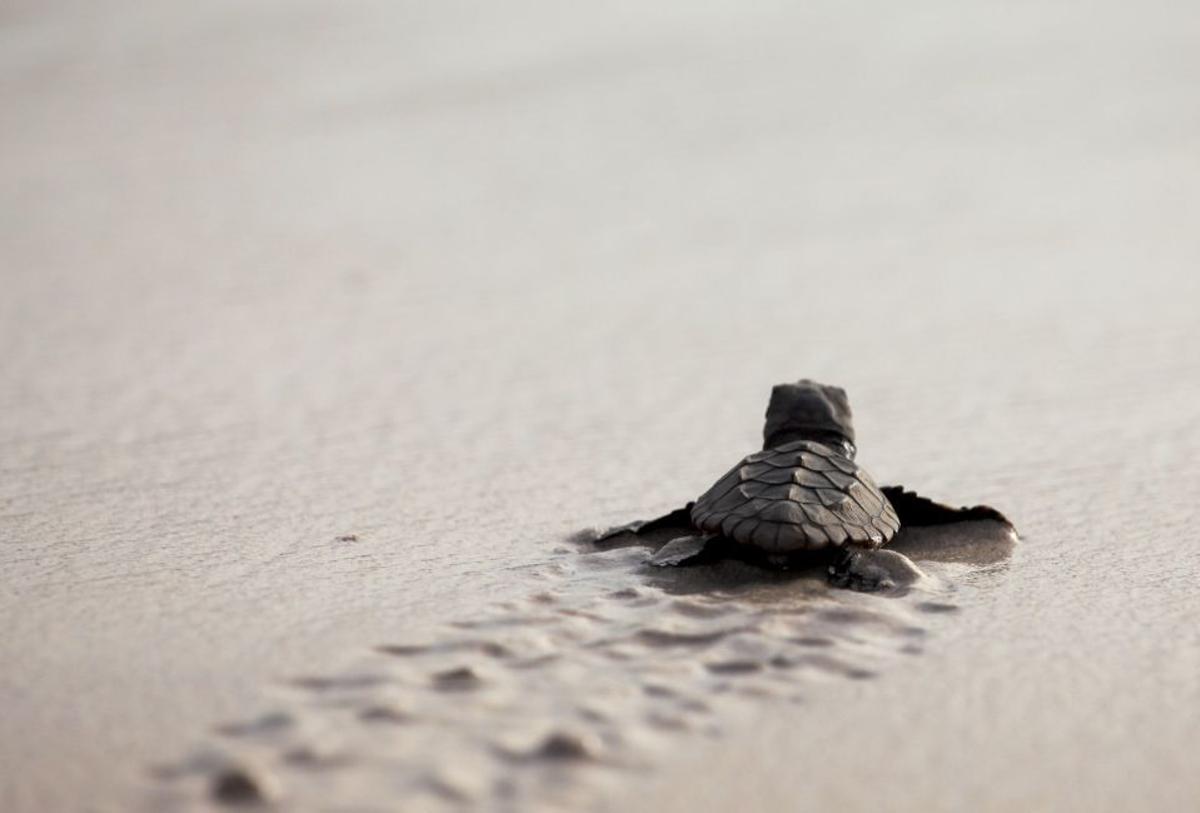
[598,380,1013,591]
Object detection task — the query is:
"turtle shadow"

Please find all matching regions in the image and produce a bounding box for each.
[579,524,827,599]
[579,514,1016,599]
[887,519,1017,566]
[640,557,827,599]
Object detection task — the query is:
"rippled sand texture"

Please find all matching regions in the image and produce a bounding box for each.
[151,521,1014,811]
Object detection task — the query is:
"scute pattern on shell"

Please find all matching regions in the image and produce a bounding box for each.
[690,440,901,552]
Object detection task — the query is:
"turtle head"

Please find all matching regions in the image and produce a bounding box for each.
[762,380,856,456]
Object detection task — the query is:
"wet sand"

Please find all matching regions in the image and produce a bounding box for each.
[3,0,1199,811]
[146,520,1017,810]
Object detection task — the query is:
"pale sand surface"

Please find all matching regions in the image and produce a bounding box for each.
[3,0,1199,810]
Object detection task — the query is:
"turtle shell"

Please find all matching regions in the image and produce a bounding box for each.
[690,440,900,553]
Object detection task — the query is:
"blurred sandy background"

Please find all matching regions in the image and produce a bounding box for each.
[2,0,1198,810]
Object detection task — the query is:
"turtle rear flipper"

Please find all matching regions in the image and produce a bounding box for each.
[649,535,728,567]
[881,486,1012,527]
[882,486,1017,565]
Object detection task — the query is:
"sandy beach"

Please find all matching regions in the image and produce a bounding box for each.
[3,0,1199,810]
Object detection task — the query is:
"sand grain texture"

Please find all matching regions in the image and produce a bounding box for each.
[2,0,1199,811]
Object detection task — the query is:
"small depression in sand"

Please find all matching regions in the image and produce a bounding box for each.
[149,520,1015,811]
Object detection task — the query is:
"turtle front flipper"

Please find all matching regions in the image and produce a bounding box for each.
[828,548,925,592]
[594,503,695,545]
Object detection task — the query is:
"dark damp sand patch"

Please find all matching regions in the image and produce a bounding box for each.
[282,745,354,771]
[290,674,388,692]
[358,704,409,724]
[210,767,272,806]
[636,627,753,647]
[643,683,677,698]
[705,659,764,675]
[215,712,293,738]
[432,666,485,691]
[513,731,599,763]
[449,614,563,629]
[376,640,513,659]
[376,643,434,656]
[669,598,738,619]
[534,733,595,761]
[768,652,877,678]
[511,653,562,669]
[817,607,880,625]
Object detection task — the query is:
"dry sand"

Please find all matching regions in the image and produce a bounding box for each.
[3,0,1199,810]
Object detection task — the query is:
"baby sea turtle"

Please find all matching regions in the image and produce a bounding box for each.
[600,380,1011,591]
